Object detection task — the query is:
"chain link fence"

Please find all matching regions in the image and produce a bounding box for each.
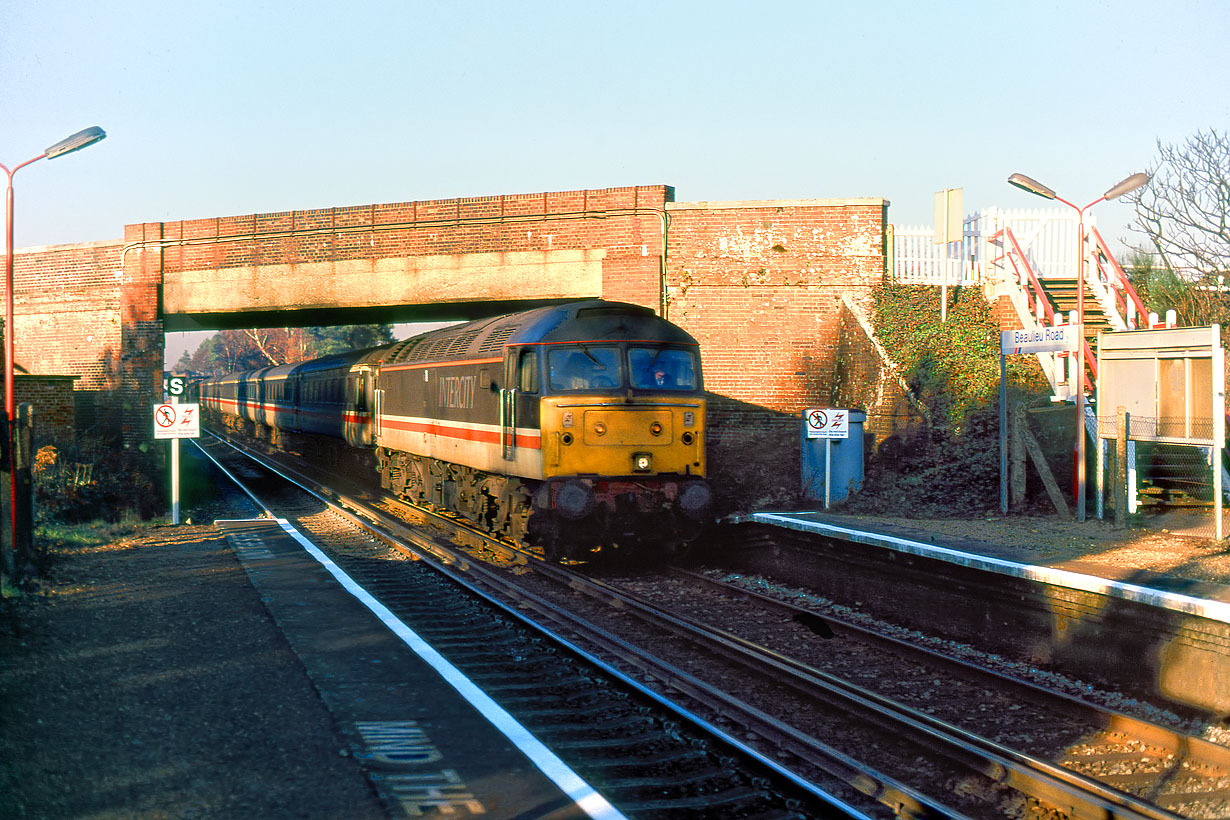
[1096,413,1225,539]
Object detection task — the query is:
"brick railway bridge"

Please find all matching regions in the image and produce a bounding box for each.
[14,184,916,508]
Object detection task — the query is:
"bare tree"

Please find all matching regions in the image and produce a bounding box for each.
[1124,246,1230,329]
[206,328,313,373]
[1127,129,1230,278]
[239,327,313,365]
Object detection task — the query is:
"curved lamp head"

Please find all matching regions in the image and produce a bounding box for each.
[1103,172,1150,201]
[1007,173,1056,200]
[44,126,106,160]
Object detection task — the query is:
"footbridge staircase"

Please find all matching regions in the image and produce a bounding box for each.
[893,209,1190,512]
[892,208,1162,404]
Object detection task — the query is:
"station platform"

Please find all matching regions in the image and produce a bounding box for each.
[728,510,1230,715]
[218,517,617,820]
[737,510,1230,620]
[1,518,621,820]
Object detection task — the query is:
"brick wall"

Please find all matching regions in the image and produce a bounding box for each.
[665,198,889,509]
[139,185,672,318]
[9,239,162,443]
[10,376,77,444]
[990,293,1020,331]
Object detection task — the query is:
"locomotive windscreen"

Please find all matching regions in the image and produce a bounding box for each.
[545,345,699,392]
[629,347,697,391]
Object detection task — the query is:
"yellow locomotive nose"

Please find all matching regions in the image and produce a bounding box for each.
[541,395,705,478]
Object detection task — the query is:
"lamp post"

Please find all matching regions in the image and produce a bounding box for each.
[1,126,106,576]
[1006,171,1150,521]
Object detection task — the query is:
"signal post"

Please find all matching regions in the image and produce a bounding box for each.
[155,376,198,524]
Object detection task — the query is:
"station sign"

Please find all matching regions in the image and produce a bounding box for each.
[805,408,850,439]
[154,402,200,439]
[164,375,187,397]
[1000,325,1080,355]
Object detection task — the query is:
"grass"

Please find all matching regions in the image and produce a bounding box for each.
[1,515,171,594]
[36,517,161,550]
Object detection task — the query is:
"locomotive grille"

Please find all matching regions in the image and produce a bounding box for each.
[402,329,481,361]
[476,326,518,356]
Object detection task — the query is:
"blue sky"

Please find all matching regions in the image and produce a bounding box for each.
[2,1,1227,275]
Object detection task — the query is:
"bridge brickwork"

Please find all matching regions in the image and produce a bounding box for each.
[136,185,671,330]
[13,186,911,511]
[662,198,897,507]
[11,239,163,445]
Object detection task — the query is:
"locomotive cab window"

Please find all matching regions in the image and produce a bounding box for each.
[548,346,620,391]
[629,347,698,391]
[517,350,539,393]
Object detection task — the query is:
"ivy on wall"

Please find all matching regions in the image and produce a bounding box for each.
[852,283,1053,515]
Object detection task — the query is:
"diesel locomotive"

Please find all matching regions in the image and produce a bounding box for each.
[199,300,712,559]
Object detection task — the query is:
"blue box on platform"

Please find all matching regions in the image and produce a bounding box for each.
[801,408,866,506]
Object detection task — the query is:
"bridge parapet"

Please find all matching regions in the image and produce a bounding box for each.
[130,185,672,329]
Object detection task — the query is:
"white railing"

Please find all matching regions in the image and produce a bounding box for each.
[893,208,1091,285]
[892,223,981,287]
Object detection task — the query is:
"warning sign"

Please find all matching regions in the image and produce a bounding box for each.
[805,408,849,440]
[154,403,200,440]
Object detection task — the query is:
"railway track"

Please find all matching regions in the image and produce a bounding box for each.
[599,568,1230,815]
[196,433,876,819]
[196,431,1230,819]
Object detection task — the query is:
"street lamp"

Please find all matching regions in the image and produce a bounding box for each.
[1006,170,1150,521]
[1,126,106,576]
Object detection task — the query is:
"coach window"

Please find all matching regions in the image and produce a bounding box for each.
[518,350,539,393]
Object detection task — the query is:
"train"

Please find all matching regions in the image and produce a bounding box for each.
[199,300,713,560]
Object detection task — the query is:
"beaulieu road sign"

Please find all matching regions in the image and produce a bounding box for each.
[1000,324,1080,355]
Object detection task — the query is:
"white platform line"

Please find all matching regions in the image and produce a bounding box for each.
[273,518,627,820]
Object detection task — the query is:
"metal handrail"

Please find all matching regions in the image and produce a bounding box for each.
[991,226,1096,392]
[1089,226,1150,330]
[990,227,1059,326]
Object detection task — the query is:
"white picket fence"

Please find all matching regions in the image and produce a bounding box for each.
[892,207,1090,285]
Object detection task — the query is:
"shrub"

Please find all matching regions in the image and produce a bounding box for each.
[32,438,163,524]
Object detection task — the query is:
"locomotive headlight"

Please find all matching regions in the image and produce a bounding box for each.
[633,453,652,472]
[649,421,663,436]
[593,421,607,436]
